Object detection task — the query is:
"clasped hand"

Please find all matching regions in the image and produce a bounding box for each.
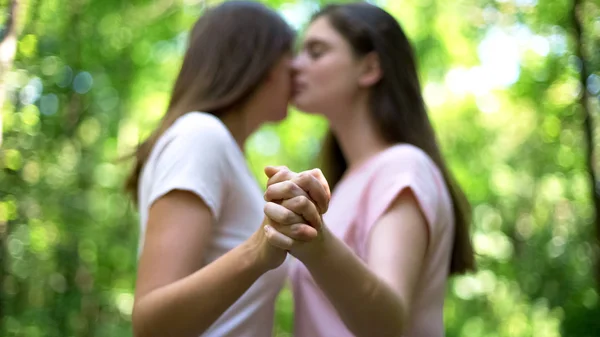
[262,166,331,258]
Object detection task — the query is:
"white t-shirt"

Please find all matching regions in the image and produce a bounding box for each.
[137,111,288,337]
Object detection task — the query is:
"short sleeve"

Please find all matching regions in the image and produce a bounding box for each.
[354,147,447,258]
[147,116,232,220]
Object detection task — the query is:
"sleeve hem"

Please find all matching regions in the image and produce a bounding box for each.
[359,177,436,260]
[148,181,221,221]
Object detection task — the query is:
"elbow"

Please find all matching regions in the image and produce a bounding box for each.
[358,297,407,337]
[392,320,406,337]
[131,301,160,337]
[389,297,409,337]
[132,300,207,337]
[362,323,405,337]
[355,325,403,337]
[364,321,405,337]
[388,296,409,337]
[131,304,149,337]
[352,315,404,337]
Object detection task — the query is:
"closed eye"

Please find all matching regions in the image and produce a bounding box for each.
[304,39,329,60]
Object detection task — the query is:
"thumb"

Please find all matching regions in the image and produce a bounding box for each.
[264,165,287,179]
[309,168,331,199]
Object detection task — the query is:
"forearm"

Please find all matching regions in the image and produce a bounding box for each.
[301,227,406,337]
[132,240,266,337]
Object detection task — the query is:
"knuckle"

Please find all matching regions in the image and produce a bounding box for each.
[264,189,273,201]
[284,171,296,180]
[289,196,307,211]
[264,228,274,240]
[283,211,297,224]
[297,227,309,239]
[298,196,311,209]
[290,224,301,237]
[266,184,277,194]
[283,181,294,193]
[275,173,288,183]
[277,167,289,175]
[292,225,308,239]
[297,172,311,185]
[289,183,303,196]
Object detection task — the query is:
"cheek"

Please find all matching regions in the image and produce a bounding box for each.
[276,73,292,110]
[278,77,293,110]
[308,58,357,101]
[283,74,293,97]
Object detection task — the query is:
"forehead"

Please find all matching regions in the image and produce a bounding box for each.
[303,16,345,46]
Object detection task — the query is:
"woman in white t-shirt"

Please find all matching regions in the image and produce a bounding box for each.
[123,2,328,336]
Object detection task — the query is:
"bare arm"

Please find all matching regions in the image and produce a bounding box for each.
[132,190,285,337]
[300,189,427,337]
[263,167,428,336]
[266,187,428,337]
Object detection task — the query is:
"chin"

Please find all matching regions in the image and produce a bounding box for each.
[270,108,289,122]
[291,98,319,115]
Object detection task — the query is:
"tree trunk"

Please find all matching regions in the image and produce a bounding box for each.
[572,0,600,286]
[0,0,20,147]
[0,1,19,331]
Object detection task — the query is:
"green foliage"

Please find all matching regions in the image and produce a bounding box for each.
[1,0,599,336]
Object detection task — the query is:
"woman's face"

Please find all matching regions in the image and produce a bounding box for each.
[251,53,294,124]
[291,16,363,117]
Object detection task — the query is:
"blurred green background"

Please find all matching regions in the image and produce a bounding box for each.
[1,0,599,336]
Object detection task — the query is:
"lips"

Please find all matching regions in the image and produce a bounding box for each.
[293,81,306,95]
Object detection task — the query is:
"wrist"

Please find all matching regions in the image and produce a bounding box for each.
[243,221,288,273]
[241,230,272,276]
[295,224,332,266]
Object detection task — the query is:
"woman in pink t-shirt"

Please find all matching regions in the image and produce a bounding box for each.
[263,3,476,336]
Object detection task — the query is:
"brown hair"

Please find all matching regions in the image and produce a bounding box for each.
[315,3,475,275]
[124,1,294,202]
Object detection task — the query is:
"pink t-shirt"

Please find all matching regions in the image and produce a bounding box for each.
[290,144,455,337]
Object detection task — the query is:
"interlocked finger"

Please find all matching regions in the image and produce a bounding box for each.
[264,202,305,225]
[281,196,322,230]
[264,181,310,203]
[263,224,293,250]
[292,172,329,214]
[269,222,318,242]
[265,166,296,187]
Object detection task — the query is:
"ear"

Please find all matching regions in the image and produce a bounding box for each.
[357,52,382,88]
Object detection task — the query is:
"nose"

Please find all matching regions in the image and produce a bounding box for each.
[291,54,304,72]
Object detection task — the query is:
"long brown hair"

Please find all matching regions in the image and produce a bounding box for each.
[315,3,475,275]
[124,1,294,203]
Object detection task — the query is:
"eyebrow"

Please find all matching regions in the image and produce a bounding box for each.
[303,37,331,49]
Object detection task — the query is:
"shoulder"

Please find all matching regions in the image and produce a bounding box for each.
[153,112,237,158]
[367,144,441,181]
[352,144,449,257]
[143,112,236,216]
[166,112,233,146]
[362,144,449,222]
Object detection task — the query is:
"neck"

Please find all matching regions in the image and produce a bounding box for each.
[329,99,390,172]
[221,108,252,152]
